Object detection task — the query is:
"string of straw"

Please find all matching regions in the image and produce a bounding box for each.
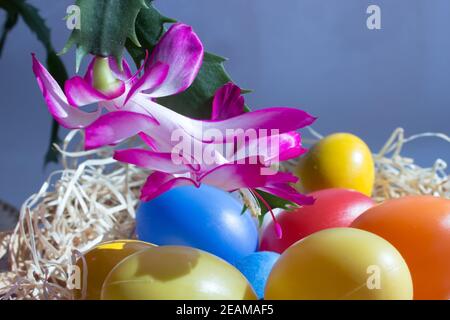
[372,128,449,201]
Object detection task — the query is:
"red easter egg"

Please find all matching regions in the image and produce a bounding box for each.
[260,188,375,253]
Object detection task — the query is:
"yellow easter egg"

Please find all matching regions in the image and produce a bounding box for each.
[75,239,155,300]
[101,246,257,300]
[265,228,413,300]
[296,133,375,196]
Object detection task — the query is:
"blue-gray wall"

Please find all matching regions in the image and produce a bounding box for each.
[0,0,449,207]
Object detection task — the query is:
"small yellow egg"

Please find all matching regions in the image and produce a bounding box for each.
[75,239,155,300]
[296,133,375,196]
[265,228,413,300]
[101,246,257,300]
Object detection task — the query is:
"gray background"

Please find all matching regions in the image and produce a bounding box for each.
[0,0,449,208]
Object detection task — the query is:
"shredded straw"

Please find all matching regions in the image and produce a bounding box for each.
[371,128,449,201]
[0,130,148,299]
[0,127,448,299]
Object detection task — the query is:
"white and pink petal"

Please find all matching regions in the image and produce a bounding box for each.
[84,111,158,150]
[124,61,169,104]
[64,76,125,107]
[140,172,198,201]
[32,54,101,129]
[258,183,315,207]
[199,161,298,191]
[211,83,245,120]
[147,23,204,98]
[114,148,196,174]
[202,108,317,141]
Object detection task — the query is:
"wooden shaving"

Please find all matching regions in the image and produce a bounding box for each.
[372,128,449,201]
[0,232,10,271]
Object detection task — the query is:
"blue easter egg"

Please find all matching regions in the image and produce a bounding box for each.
[235,251,280,299]
[136,185,258,264]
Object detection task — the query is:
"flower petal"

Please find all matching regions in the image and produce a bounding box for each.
[106,96,315,164]
[121,98,316,168]
[232,131,307,164]
[140,172,197,201]
[83,57,96,84]
[125,98,201,151]
[138,132,158,150]
[108,57,133,81]
[84,56,132,84]
[147,23,204,97]
[202,108,317,141]
[124,61,169,105]
[114,148,194,174]
[199,160,298,191]
[64,76,125,107]
[127,98,315,146]
[83,57,133,86]
[258,184,315,206]
[211,83,245,120]
[31,54,101,129]
[84,111,158,150]
[277,132,308,161]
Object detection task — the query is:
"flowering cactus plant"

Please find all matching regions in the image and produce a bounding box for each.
[14,0,318,231]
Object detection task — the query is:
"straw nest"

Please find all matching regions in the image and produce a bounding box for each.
[0,128,448,299]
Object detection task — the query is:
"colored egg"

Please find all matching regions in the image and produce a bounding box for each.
[235,251,280,299]
[136,185,258,265]
[351,196,450,300]
[265,228,413,300]
[260,188,375,253]
[101,246,257,300]
[295,133,375,196]
[75,239,155,300]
